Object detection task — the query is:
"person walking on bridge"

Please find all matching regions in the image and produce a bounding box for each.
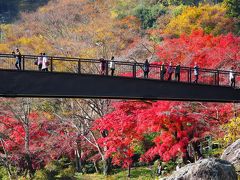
[143,59,150,78]
[175,63,181,82]
[229,67,235,88]
[42,53,49,72]
[160,62,166,80]
[37,53,43,71]
[100,58,107,75]
[167,62,173,81]
[193,62,199,83]
[14,48,22,70]
[109,56,115,76]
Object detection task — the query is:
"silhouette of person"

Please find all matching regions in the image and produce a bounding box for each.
[193,62,199,83]
[167,62,173,81]
[143,59,150,78]
[100,58,107,75]
[175,63,181,82]
[160,62,166,80]
[14,48,22,70]
[229,67,235,88]
[109,56,115,76]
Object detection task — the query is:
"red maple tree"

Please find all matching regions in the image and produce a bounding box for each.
[94,100,233,166]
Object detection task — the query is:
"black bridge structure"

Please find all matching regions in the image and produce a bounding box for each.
[0,53,239,102]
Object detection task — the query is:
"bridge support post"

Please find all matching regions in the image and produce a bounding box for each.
[133,63,136,78]
[22,55,25,71]
[50,57,53,72]
[188,68,192,83]
[105,61,109,76]
[214,72,217,85]
[78,59,81,74]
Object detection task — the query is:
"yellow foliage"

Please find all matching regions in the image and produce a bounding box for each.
[79,48,98,59]
[0,44,10,53]
[17,37,33,46]
[222,117,240,145]
[12,36,52,54]
[110,10,118,18]
[0,0,139,58]
[0,24,15,44]
[164,4,235,36]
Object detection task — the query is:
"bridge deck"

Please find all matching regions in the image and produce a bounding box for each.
[0,69,239,102]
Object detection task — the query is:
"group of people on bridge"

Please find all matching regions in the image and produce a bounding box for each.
[99,57,201,84]
[142,59,200,83]
[100,57,236,88]
[12,49,49,71]
[143,59,236,87]
[11,49,236,88]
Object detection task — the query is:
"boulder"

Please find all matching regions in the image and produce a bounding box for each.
[221,139,240,174]
[164,158,237,180]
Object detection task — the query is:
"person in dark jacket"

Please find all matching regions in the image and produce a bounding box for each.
[100,58,107,75]
[160,62,166,80]
[175,63,181,82]
[143,59,150,78]
[14,48,22,70]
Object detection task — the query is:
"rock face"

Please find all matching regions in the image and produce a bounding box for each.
[165,158,237,180]
[221,139,240,174]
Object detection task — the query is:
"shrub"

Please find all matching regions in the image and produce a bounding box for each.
[0,167,9,180]
[33,170,48,180]
[134,4,167,29]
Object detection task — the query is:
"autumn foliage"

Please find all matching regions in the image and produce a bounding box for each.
[156,30,240,69]
[164,4,236,36]
[94,101,233,167]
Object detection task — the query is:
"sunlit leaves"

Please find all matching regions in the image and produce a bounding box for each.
[164,4,236,36]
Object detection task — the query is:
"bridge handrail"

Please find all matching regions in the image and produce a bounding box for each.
[0,53,238,75]
[0,52,239,88]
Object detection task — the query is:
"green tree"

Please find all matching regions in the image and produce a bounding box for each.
[224,0,240,34]
[134,3,166,29]
[224,0,240,18]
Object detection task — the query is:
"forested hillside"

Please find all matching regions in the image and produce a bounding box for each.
[0,0,49,23]
[0,0,239,179]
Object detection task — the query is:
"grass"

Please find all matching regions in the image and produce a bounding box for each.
[75,166,157,180]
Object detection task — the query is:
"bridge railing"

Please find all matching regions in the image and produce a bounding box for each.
[0,53,238,87]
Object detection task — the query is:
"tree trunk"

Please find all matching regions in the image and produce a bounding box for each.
[102,158,112,176]
[24,122,34,177]
[127,165,131,177]
[192,141,203,161]
[25,153,34,177]
[102,159,108,176]
[183,145,194,164]
[7,170,13,180]
[93,161,100,173]
[75,140,82,173]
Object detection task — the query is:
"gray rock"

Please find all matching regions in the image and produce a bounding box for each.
[164,158,237,180]
[221,139,240,174]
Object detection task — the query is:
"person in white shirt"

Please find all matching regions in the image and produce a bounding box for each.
[193,62,199,83]
[109,56,115,76]
[229,67,235,87]
[42,53,49,72]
